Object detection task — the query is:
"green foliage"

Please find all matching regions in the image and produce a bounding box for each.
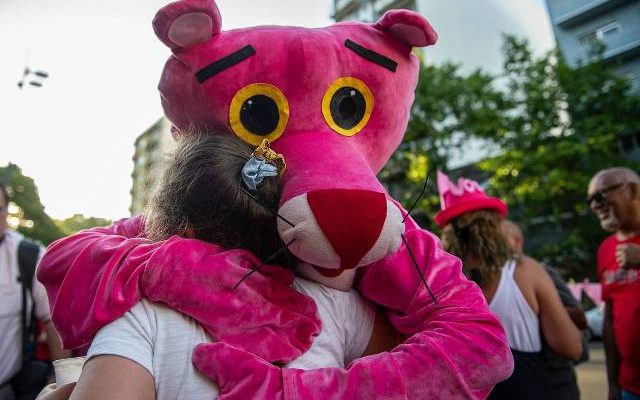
[1,163,65,245]
[380,62,507,218]
[55,214,112,236]
[481,36,640,279]
[1,164,112,244]
[381,35,640,279]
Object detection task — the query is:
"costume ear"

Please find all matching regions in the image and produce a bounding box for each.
[153,0,222,50]
[375,10,437,48]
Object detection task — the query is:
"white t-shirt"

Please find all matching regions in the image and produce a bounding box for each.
[87,277,375,400]
[0,230,48,384]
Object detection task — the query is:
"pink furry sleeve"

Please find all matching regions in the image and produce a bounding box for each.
[37,216,321,363]
[193,226,514,400]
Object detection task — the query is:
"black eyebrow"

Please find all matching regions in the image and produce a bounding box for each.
[195,45,256,83]
[345,39,398,72]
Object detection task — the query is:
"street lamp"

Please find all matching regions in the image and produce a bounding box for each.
[17,67,49,89]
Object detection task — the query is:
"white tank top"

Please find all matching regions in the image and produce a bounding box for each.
[489,259,541,352]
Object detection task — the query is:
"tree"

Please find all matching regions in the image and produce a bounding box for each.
[55,214,112,235]
[379,61,508,227]
[1,163,65,245]
[381,35,640,279]
[479,36,640,278]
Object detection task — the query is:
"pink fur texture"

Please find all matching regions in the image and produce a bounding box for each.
[154,0,437,273]
[37,1,514,398]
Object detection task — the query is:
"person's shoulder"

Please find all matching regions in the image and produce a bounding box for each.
[598,234,618,251]
[136,298,189,322]
[136,299,209,339]
[4,229,23,244]
[515,255,550,285]
[596,234,618,263]
[517,255,546,275]
[9,230,44,252]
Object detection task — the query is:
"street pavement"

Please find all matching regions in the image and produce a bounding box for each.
[576,340,607,400]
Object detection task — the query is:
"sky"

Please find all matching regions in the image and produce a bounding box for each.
[0,0,553,221]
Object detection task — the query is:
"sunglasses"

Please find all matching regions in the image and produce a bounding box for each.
[587,182,627,207]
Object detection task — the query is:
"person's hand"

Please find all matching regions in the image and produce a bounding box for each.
[615,243,640,268]
[35,383,76,400]
[193,342,284,400]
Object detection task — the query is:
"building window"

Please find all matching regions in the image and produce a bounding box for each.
[599,22,621,39]
[580,21,622,47]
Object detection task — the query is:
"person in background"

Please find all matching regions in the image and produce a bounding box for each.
[0,183,69,400]
[436,171,582,400]
[588,167,640,400]
[502,219,588,400]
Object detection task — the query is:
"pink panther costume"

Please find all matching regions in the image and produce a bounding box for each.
[37,0,513,398]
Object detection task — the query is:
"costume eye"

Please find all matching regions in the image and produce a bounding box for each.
[322,77,374,137]
[229,83,289,145]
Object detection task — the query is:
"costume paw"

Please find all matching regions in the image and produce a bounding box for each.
[193,343,284,400]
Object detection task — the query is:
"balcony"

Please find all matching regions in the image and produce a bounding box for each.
[553,0,635,28]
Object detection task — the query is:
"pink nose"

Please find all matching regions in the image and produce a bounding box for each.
[306,189,387,269]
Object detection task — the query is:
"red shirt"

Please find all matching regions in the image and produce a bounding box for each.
[598,234,640,394]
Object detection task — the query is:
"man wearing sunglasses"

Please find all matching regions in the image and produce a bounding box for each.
[588,167,640,400]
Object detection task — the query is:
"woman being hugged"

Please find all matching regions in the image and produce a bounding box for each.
[58,133,394,400]
[436,171,582,400]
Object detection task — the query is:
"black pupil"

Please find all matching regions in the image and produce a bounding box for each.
[329,87,366,130]
[240,94,279,136]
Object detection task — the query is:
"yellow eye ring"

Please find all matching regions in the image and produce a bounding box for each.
[322,77,374,137]
[229,83,289,146]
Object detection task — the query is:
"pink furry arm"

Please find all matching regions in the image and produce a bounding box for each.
[37,216,321,362]
[193,227,513,399]
[37,216,151,349]
[285,228,513,399]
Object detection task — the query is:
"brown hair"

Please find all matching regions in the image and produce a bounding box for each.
[441,209,511,287]
[145,133,289,265]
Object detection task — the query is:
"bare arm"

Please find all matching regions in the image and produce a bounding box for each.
[603,301,622,400]
[565,306,587,331]
[44,321,71,361]
[531,259,582,360]
[69,355,155,400]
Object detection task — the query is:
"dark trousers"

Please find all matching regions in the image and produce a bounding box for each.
[548,364,580,400]
[488,349,553,400]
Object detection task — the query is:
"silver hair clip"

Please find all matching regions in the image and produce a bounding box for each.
[242,157,279,191]
[241,139,285,191]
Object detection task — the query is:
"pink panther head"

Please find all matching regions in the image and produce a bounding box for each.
[153,0,437,289]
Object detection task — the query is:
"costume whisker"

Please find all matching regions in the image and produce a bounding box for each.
[233,238,296,289]
[402,172,431,223]
[401,233,439,306]
[239,186,295,227]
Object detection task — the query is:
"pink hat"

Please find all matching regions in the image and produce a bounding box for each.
[434,170,508,228]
